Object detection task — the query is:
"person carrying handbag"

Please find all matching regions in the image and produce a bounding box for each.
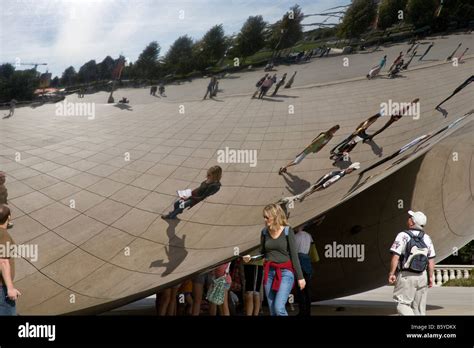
[207,262,231,316]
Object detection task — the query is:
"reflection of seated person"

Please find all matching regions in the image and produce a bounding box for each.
[264,62,274,71]
[162,166,222,220]
[119,97,129,104]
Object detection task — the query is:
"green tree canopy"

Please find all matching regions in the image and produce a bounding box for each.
[235,15,267,58]
[78,60,98,83]
[338,0,378,38]
[200,24,228,65]
[135,41,161,79]
[0,63,15,80]
[268,5,304,50]
[0,65,39,102]
[378,0,408,30]
[405,0,437,28]
[98,55,116,80]
[60,66,78,86]
[165,35,195,75]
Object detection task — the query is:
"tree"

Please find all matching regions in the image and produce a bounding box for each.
[235,15,267,60]
[200,24,228,65]
[267,5,304,51]
[50,76,60,88]
[60,66,78,86]
[432,0,474,31]
[78,60,98,83]
[338,0,378,38]
[165,35,195,75]
[135,41,161,80]
[405,0,437,28]
[0,63,15,80]
[0,65,39,102]
[98,55,116,80]
[378,0,408,30]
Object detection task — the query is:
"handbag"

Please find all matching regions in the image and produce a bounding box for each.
[309,243,320,263]
[206,276,227,305]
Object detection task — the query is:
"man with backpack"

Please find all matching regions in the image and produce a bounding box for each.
[388,210,436,315]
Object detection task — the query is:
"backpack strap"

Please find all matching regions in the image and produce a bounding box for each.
[261,227,268,256]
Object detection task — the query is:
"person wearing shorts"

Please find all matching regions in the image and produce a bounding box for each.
[243,258,263,316]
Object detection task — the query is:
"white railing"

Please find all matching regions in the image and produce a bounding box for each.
[434,265,472,286]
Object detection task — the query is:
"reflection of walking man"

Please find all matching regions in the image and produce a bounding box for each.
[388,210,435,316]
[203,76,217,100]
[364,98,419,142]
[5,99,17,118]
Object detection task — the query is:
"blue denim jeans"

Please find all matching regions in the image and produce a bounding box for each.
[168,199,192,218]
[264,268,294,316]
[0,285,16,316]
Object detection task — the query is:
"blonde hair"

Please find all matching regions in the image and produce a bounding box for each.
[263,203,288,231]
[207,165,222,183]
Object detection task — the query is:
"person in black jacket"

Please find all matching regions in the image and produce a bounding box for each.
[162,166,222,220]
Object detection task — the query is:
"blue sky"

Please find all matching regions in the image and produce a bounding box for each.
[0,0,349,77]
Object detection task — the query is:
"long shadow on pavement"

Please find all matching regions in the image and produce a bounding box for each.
[150,218,188,277]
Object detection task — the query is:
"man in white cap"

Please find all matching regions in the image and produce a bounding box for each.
[388,210,436,315]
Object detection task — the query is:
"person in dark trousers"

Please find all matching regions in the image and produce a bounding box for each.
[294,225,314,316]
[419,42,434,61]
[252,73,268,99]
[242,204,305,316]
[162,166,222,219]
[258,76,274,99]
[329,113,381,162]
[203,76,217,100]
[388,52,403,72]
[364,98,419,142]
[272,73,287,96]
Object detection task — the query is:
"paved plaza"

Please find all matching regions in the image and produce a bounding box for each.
[1,33,473,314]
[108,285,473,316]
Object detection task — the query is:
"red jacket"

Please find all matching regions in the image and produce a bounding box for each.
[263,260,294,292]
